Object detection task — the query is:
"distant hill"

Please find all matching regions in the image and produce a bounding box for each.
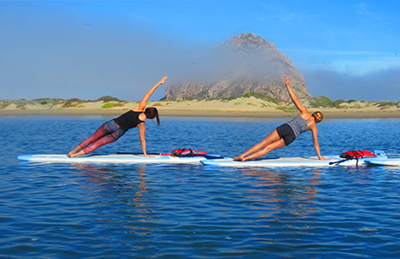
[164,33,311,101]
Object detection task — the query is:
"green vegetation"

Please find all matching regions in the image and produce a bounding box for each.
[96,96,123,102]
[177,98,194,102]
[376,101,396,107]
[247,102,257,107]
[333,99,347,107]
[175,92,279,104]
[309,96,333,108]
[101,102,124,109]
[283,106,297,112]
[0,101,10,109]
[220,97,237,103]
[242,92,280,104]
[9,98,35,109]
[62,98,83,108]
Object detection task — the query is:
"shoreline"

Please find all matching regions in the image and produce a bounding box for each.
[1,108,400,118]
[1,98,399,118]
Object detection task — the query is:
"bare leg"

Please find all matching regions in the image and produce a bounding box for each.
[233,130,283,161]
[241,138,286,161]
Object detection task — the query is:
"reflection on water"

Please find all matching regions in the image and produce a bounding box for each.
[70,163,156,236]
[2,117,400,258]
[240,168,321,217]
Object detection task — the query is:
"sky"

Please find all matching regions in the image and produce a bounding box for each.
[1,0,400,102]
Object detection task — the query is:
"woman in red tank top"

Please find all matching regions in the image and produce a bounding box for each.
[67,76,167,158]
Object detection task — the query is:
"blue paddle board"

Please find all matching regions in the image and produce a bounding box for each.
[18,154,222,164]
[364,158,400,166]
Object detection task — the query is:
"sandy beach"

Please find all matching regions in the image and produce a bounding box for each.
[1,97,399,118]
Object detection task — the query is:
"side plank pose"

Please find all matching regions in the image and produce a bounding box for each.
[234,76,329,162]
[68,76,167,158]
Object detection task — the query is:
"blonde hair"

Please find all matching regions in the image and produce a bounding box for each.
[312,111,323,123]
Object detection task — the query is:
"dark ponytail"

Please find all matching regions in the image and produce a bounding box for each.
[144,107,160,126]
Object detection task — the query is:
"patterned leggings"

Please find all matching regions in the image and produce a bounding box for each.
[79,120,125,155]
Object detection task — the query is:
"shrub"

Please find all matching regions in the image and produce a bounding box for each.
[376,101,396,107]
[284,107,297,112]
[220,97,237,103]
[333,99,347,107]
[101,102,124,109]
[309,96,333,108]
[242,92,279,104]
[62,98,82,108]
[0,101,10,109]
[96,96,121,102]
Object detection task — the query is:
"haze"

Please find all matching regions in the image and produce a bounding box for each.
[1,1,399,102]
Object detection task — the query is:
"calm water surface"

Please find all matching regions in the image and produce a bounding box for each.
[1,115,400,258]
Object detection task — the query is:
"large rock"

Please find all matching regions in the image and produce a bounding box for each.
[164,33,311,101]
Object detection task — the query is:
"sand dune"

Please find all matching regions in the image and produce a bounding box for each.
[1,97,399,118]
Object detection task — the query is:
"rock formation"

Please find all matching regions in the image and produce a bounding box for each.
[164,33,311,101]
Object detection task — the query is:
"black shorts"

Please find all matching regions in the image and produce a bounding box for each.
[276,124,296,146]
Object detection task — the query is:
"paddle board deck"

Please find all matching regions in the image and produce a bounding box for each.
[18,154,222,164]
[201,155,388,168]
[364,158,400,166]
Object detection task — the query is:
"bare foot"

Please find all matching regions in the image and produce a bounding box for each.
[70,150,85,158]
[233,156,244,162]
[319,157,331,160]
[68,152,82,158]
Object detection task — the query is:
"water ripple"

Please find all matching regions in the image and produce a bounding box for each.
[2,117,400,258]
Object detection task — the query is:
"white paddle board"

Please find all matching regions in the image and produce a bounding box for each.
[18,154,221,164]
[201,155,388,168]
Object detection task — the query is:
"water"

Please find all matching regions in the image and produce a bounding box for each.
[1,115,400,258]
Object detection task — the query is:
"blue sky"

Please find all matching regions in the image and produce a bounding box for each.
[1,0,399,101]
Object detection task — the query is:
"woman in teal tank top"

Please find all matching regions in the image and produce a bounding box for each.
[234,76,329,162]
[67,76,167,158]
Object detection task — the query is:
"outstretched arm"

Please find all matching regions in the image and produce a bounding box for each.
[311,127,329,160]
[284,76,307,113]
[138,123,152,157]
[137,76,167,111]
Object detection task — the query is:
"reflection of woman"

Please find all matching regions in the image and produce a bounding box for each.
[234,76,329,162]
[68,76,167,158]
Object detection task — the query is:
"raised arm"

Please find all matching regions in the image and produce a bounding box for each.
[284,76,307,113]
[136,76,167,111]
